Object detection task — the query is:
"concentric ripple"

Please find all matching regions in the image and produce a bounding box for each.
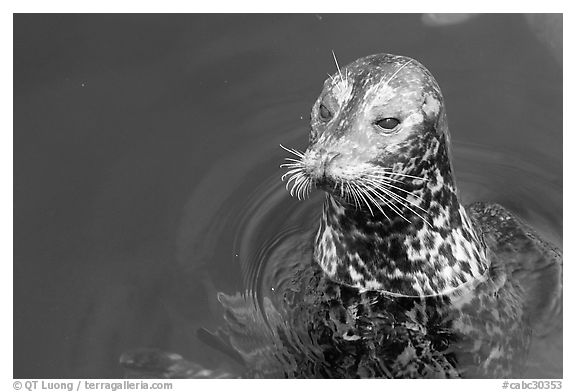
[178,138,562,377]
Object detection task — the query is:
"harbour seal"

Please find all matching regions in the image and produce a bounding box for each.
[286,53,489,298]
[121,53,562,378]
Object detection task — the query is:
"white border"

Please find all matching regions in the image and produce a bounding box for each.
[4,2,572,390]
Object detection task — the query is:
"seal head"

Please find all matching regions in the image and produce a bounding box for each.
[304,54,446,186]
[282,53,490,297]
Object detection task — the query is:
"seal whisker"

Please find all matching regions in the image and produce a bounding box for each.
[285,171,303,188]
[283,167,304,175]
[293,176,304,200]
[385,58,413,86]
[297,184,306,200]
[331,50,343,81]
[299,177,311,200]
[353,181,390,219]
[290,174,307,198]
[363,177,426,204]
[345,182,361,210]
[280,163,304,169]
[356,186,379,217]
[290,177,303,198]
[279,144,305,158]
[371,171,429,182]
[391,191,429,211]
[352,185,362,210]
[343,181,355,206]
[364,173,411,187]
[348,182,363,210]
[388,190,428,215]
[281,160,304,166]
[282,158,305,164]
[280,164,304,170]
[364,174,406,184]
[359,181,403,222]
[363,184,410,224]
[284,174,297,191]
[369,183,433,228]
[281,168,304,181]
[297,178,306,200]
[363,178,429,215]
[349,183,359,209]
[362,190,387,217]
[350,182,375,216]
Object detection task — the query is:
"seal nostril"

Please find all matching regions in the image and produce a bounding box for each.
[319,152,342,179]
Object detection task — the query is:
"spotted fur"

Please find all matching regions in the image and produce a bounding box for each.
[267,53,560,378]
[301,54,490,296]
[121,54,563,379]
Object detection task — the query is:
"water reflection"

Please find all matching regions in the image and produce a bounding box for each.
[13,14,561,378]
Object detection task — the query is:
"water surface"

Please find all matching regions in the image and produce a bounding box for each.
[14,14,561,378]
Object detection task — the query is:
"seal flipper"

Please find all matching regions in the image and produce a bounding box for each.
[467,202,562,336]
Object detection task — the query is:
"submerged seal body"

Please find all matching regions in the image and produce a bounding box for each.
[121,54,562,378]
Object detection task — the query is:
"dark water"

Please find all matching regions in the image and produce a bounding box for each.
[14,14,562,378]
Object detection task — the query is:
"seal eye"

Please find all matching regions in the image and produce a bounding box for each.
[375,118,400,131]
[319,104,333,121]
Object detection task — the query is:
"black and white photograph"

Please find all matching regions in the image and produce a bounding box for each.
[12,9,564,384]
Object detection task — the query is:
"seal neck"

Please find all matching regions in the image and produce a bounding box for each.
[313,138,490,298]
